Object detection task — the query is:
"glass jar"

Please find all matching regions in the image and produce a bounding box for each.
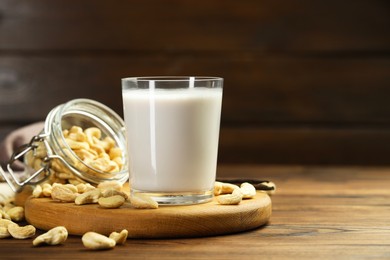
[0,99,129,192]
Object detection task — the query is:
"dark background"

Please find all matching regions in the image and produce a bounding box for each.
[0,0,389,165]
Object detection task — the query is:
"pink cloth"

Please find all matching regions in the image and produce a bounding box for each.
[0,122,45,169]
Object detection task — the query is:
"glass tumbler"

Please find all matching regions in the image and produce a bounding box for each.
[122,76,223,205]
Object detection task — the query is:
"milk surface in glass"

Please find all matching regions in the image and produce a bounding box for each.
[122,87,222,194]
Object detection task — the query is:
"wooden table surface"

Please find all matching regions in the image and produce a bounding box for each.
[1,165,390,259]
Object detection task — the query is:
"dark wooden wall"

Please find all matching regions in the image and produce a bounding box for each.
[0,0,389,165]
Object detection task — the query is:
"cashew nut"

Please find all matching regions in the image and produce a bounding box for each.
[75,189,101,205]
[100,188,129,200]
[217,189,243,205]
[0,219,13,239]
[51,185,78,202]
[0,219,13,228]
[56,172,75,180]
[84,127,101,146]
[64,184,78,193]
[2,202,15,213]
[75,183,88,193]
[67,178,83,186]
[42,183,53,197]
[109,147,122,160]
[214,181,240,196]
[214,181,223,196]
[130,194,158,209]
[65,138,90,150]
[68,126,87,141]
[97,181,123,192]
[0,226,10,238]
[109,229,128,245]
[98,195,125,209]
[33,226,68,246]
[32,185,43,198]
[26,125,124,185]
[0,194,8,206]
[240,182,257,199]
[8,223,36,239]
[75,183,96,194]
[6,206,24,222]
[0,209,11,220]
[82,231,116,250]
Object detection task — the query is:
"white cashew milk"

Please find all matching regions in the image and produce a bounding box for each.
[122,87,222,193]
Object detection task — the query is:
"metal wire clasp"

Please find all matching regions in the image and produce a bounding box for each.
[0,133,52,192]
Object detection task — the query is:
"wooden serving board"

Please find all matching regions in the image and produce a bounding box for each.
[24,192,271,238]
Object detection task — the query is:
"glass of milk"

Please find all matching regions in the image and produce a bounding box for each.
[121,76,223,205]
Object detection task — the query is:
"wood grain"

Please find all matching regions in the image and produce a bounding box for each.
[0,0,389,165]
[0,56,389,124]
[25,192,271,238]
[218,126,390,165]
[0,0,388,52]
[1,54,388,165]
[1,165,390,259]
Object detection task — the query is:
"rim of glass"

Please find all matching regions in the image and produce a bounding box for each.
[122,76,223,82]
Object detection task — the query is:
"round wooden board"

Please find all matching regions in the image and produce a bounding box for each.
[25,192,272,238]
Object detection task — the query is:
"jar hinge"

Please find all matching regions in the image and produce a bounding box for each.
[0,133,52,192]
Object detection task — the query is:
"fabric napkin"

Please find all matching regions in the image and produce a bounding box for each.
[0,121,44,170]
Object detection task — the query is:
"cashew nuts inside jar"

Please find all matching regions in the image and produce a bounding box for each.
[21,99,129,188]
